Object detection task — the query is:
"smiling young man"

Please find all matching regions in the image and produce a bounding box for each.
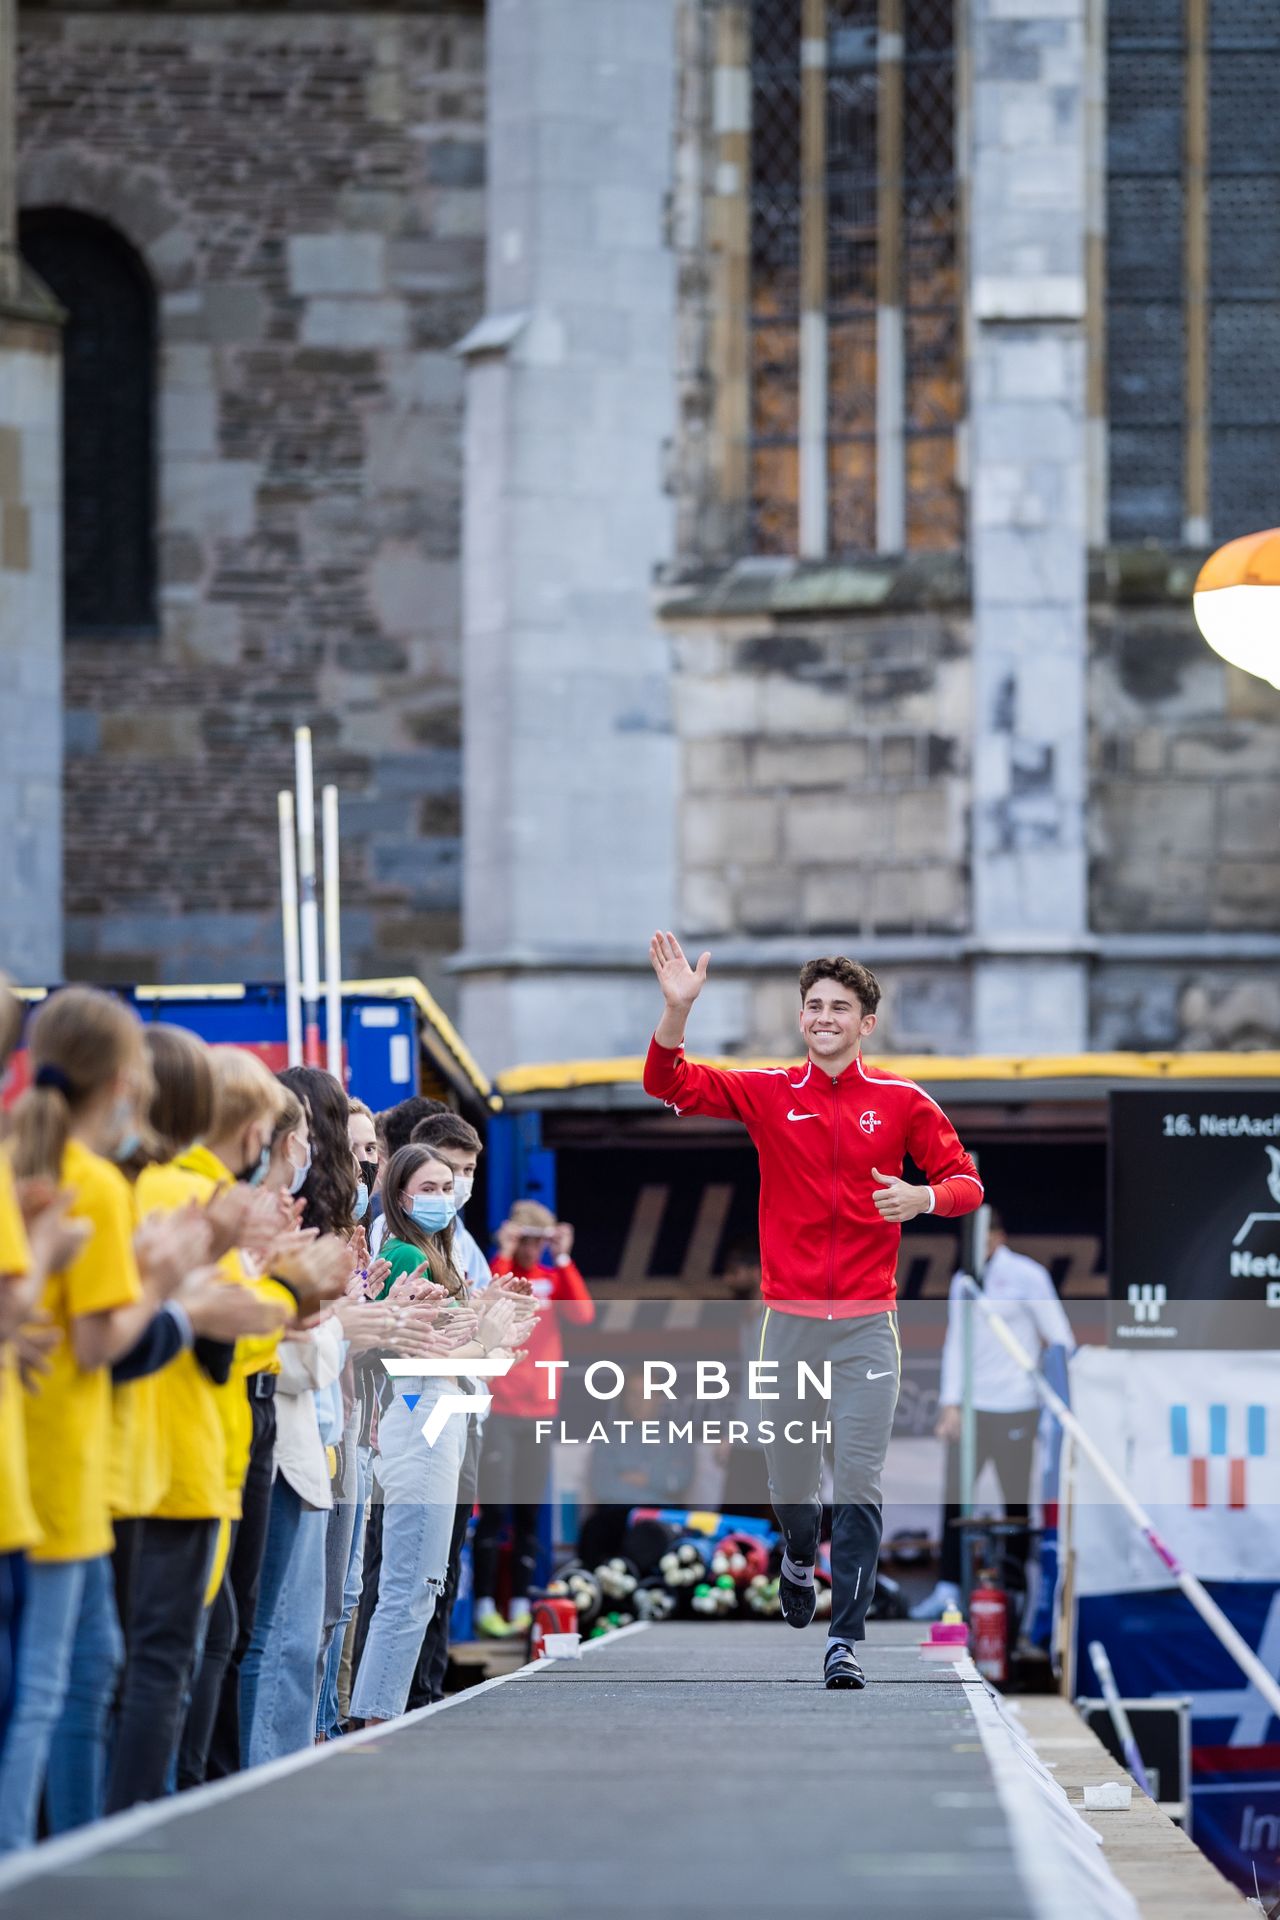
[643,934,983,1690]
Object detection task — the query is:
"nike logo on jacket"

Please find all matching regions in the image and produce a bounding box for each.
[643,1038,984,1320]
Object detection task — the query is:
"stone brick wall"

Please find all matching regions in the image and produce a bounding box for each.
[655,560,974,1056]
[1090,604,1280,937]
[667,602,970,947]
[0,308,63,983]
[17,3,484,993]
[659,573,1280,1058]
[1089,598,1280,1051]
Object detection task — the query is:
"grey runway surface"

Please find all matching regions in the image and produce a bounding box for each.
[0,1622,1041,1920]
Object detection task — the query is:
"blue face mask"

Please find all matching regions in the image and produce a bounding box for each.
[289,1145,312,1197]
[353,1181,369,1223]
[408,1193,456,1235]
[237,1142,271,1187]
[111,1097,141,1164]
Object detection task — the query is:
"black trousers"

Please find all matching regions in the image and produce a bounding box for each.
[200,1386,276,1781]
[938,1409,1036,1587]
[471,1415,544,1609]
[176,1536,237,1791]
[106,1517,218,1812]
[351,1501,383,1683]
[408,1415,483,1708]
[760,1307,900,1645]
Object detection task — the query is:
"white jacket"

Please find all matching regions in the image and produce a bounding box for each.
[939,1244,1075,1413]
[272,1317,345,1509]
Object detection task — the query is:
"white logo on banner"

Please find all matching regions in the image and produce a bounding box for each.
[381,1356,514,1446]
[1068,1349,1280,1595]
[1127,1283,1166,1324]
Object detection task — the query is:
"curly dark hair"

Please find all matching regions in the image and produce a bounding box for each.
[278,1065,358,1237]
[797,957,881,1019]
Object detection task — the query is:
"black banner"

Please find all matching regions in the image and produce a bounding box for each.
[1109,1090,1280,1349]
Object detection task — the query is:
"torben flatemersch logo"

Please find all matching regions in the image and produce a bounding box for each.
[382,1357,515,1446]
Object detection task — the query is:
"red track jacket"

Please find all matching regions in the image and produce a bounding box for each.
[643,1038,983,1319]
[488,1255,595,1418]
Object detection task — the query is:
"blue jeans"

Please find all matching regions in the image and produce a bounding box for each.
[241,1478,327,1768]
[317,1444,372,1739]
[0,1556,122,1851]
[350,1383,464,1723]
[0,1553,25,1760]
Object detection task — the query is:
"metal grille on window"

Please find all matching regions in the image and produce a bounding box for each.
[1107,0,1280,543]
[1105,12,1184,544]
[749,0,803,553]
[1207,1,1280,537]
[901,0,959,550]
[826,0,877,555]
[20,211,157,636]
[748,0,961,558]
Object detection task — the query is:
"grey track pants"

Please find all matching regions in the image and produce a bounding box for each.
[758,1305,900,1644]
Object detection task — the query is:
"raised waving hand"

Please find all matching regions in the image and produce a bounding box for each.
[650,931,710,1048]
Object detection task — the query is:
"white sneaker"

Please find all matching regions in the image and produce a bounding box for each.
[909,1580,962,1622]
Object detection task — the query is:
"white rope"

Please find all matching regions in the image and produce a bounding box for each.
[956,1275,1280,1728]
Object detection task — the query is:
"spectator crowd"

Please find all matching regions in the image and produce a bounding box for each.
[0,979,593,1855]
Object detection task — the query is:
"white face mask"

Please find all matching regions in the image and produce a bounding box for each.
[451,1172,474,1211]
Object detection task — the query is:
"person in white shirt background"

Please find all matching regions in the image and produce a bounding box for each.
[911,1210,1075,1622]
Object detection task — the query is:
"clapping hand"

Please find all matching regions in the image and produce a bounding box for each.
[179,1269,289,1342]
[135,1205,214,1300]
[14,1312,60,1389]
[21,1187,91,1283]
[265,1232,351,1317]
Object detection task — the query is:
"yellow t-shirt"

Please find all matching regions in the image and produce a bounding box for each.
[25,1139,142,1562]
[108,1168,173,1520]
[172,1146,294,1520]
[136,1158,249,1522]
[0,1160,40,1556]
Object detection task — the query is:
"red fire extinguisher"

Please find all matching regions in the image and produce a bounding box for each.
[969,1570,1008,1686]
[530,1595,577,1660]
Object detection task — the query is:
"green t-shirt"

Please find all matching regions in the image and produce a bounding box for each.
[375,1236,461,1302]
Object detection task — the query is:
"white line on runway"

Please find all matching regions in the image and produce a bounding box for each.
[0,1620,650,1896]
[958,1657,1138,1920]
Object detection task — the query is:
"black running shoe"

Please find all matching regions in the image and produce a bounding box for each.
[824,1643,867,1690]
[778,1566,817,1630]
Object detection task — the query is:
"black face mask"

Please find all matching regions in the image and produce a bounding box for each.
[357,1158,377,1193]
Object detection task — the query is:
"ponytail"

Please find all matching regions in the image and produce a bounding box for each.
[8,986,145,1184]
[9,1081,73,1185]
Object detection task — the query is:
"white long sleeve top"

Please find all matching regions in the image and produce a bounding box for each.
[939,1243,1075,1414]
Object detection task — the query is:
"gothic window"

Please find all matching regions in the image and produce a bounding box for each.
[747,0,962,558]
[1107,0,1280,544]
[20,211,157,635]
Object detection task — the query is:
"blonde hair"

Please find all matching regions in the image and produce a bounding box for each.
[348,1096,374,1123]
[0,978,24,1070]
[206,1046,286,1141]
[9,986,147,1183]
[509,1199,555,1235]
